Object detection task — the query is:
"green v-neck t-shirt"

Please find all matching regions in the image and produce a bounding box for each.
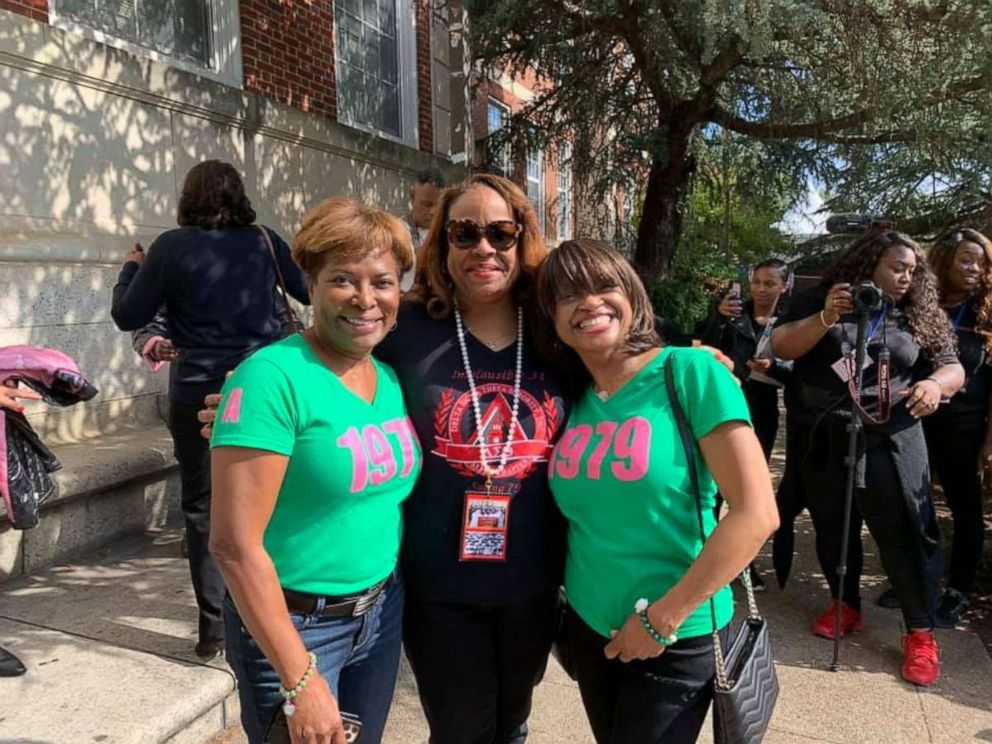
[548,346,750,639]
[211,333,422,595]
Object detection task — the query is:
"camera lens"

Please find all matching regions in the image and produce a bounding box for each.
[852,281,883,312]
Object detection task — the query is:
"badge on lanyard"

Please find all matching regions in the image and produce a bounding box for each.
[460,483,511,562]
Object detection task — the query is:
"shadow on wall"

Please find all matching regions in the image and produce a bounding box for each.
[0,14,453,442]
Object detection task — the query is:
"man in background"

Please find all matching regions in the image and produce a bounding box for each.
[403,167,445,291]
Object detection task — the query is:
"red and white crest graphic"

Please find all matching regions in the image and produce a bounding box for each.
[433,383,560,479]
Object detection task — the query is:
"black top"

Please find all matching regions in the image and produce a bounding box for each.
[779,285,958,432]
[111,225,309,405]
[700,300,791,388]
[375,301,568,604]
[927,301,990,429]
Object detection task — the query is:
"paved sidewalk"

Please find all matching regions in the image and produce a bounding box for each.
[1,520,991,743]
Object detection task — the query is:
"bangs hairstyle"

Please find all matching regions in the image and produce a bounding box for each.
[532,239,661,382]
[929,227,992,355]
[823,230,956,359]
[292,197,414,282]
[408,173,547,318]
[177,160,256,229]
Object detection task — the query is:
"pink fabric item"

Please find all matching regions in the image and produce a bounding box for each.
[0,345,89,523]
[141,335,166,372]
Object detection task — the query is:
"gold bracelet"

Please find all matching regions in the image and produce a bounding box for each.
[819,309,837,329]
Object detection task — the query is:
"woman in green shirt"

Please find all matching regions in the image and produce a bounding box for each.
[209,198,422,744]
[533,239,779,743]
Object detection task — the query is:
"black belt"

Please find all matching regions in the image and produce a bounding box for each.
[282,577,388,619]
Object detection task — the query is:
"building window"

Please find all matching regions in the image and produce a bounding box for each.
[49,0,242,85]
[486,99,511,176]
[556,143,572,241]
[526,147,545,232]
[334,0,418,146]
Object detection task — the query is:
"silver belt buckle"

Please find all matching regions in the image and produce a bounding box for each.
[352,579,386,616]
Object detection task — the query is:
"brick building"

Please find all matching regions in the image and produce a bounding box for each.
[0,0,471,443]
[473,67,575,245]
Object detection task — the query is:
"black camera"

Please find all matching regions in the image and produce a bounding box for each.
[852,281,884,313]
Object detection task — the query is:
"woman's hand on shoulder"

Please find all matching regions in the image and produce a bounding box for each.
[287,673,350,744]
[604,613,666,663]
[692,345,736,378]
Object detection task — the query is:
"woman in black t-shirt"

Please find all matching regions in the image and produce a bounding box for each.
[771,231,964,688]
[920,229,992,626]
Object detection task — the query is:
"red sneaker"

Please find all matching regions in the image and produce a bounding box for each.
[812,600,864,639]
[902,630,940,686]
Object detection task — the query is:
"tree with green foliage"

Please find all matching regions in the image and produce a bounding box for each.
[467,0,992,283]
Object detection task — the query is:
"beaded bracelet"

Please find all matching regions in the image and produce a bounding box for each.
[634,598,678,647]
[280,652,318,716]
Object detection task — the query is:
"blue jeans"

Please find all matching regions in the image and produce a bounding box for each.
[224,572,404,744]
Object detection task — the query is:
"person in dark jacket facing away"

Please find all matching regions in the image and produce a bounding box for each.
[111,160,309,659]
[701,258,792,590]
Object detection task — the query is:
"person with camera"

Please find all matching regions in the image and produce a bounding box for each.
[771,231,964,687]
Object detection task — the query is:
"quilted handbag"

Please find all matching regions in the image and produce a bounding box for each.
[664,361,779,744]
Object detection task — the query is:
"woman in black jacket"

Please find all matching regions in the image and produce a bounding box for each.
[702,258,792,460]
[702,259,792,590]
[921,228,992,626]
[111,160,309,659]
[772,231,964,687]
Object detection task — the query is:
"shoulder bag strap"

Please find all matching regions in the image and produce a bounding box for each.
[663,360,761,688]
[258,225,298,335]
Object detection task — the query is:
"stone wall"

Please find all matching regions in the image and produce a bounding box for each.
[0,8,465,443]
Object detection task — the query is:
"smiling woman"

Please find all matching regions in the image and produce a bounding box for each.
[530,239,778,743]
[208,197,420,744]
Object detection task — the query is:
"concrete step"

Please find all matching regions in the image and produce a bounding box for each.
[0,423,180,583]
[2,521,991,743]
[0,531,238,744]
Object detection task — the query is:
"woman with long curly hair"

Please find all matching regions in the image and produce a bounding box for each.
[772,230,964,687]
[917,228,992,626]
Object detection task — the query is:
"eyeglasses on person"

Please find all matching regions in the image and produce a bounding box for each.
[446,219,521,252]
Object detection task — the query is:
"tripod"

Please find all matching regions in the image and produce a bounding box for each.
[830,309,872,671]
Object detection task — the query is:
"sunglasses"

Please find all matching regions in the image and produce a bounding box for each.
[446,219,521,251]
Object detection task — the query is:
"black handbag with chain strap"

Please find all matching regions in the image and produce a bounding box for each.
[664,360,779,744]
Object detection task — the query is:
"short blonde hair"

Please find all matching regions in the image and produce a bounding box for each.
[292,197,414,281]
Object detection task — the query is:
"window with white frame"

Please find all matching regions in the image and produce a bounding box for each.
[486,99,511,176]
[49,0,241,84]
[556,143,572,241]
[334,0,418,145]
[526,147,545,232]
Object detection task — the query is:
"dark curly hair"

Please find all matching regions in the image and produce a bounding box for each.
[822,231,956,359]
[928,227,992,355]
[177,160,256,229]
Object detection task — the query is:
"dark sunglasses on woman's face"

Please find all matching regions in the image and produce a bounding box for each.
[446,219,521,251]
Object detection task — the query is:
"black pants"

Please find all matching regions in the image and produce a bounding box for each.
[924,418,987,593]
[802,426,939,629]
[403,590,559,744]
[168,399,226,645]
[565,607,719,744]
[744,382,780,462]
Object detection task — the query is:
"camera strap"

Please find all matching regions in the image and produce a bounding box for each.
[843,308,891,425]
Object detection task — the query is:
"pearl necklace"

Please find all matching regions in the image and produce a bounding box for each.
[453,299,524,484]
